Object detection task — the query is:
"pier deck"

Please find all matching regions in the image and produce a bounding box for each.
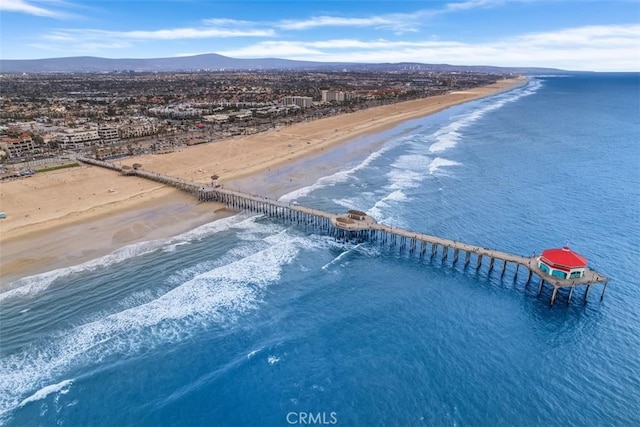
[77,157,609,306]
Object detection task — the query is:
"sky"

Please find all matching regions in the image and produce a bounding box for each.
[0,0,639,71]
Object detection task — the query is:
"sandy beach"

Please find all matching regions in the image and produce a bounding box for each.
[0,76,525,283]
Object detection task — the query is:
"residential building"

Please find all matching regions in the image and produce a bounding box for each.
[321,90,354,103]
[98,126,120,144]
[0,135,36,158]
[283,96,314,108]
[58,128,100,147]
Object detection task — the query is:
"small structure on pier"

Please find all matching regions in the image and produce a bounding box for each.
[347,210,367,221]
[538,246,587,279]
[332,210,377,231]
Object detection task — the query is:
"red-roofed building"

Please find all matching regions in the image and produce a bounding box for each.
[538,246,588,279]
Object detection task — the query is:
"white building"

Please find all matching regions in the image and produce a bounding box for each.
[321,90,354,103]
[98,126,119,144]
[203,114,230,123]
[0,136,35,158]
[229,110,253,121]
[118,119,159,139]
[58,128,100,147]
[283,96,313,108]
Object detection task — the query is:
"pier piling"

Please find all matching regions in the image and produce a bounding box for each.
[550,287,559,306]
[600,282,608,301]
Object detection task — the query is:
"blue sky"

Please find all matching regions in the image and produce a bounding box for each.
[1,0,639,71]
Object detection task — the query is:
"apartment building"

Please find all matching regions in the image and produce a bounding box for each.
[282,96,314,109]
[98,126,120,144]
[0,135,36,158]
[321,90,354,103]
[118,119,159,139]
[58,128,100,147]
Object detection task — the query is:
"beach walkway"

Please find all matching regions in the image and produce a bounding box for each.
[77,156,609,306]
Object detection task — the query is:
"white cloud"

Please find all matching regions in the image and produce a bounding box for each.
[0,0,63,17]
[202,18,258,27]
[515,24,640,47]
[275,1,505,33]
[30,17,275,56]
[278,15,403,30]
[30,41,131,52]
[444,0,506,12]
[44,26,275,42]
[220,42,325,58]
[218,24,640,71]
[277,11,432,34]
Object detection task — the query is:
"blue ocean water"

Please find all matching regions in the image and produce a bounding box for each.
[1,73,639,426]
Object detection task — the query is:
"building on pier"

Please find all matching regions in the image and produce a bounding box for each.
[538,246,587,279]
[332,210,376,230]
[348,210,367,221]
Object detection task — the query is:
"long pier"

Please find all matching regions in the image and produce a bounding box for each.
[78,157,609,306]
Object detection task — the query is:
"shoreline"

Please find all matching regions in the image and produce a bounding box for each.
[0,76,527,284]
[0,190,232,285]
[121,77,527,187]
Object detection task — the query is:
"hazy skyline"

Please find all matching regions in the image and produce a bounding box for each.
[1,0,639,71]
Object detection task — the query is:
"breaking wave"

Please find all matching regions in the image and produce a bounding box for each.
[0,222,323,421]
[0,214,251,302]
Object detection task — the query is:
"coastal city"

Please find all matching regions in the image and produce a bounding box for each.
[0,69,503,177]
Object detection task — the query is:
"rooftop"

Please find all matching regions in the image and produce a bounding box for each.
[540,246,588,268]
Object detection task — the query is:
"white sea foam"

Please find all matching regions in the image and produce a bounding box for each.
[267,356,280,365]
[363,153,428,222]
[162,241,190,253]
[321,244,363,270]
[366,80,542,221]
[331,197,359,211]
[428,79,542,154]
[285,82,542,222]
[428,120,464,153]
[279,133,415,203]
[0,226,313,421]
[428,157,462,175]
[18,379,73,408]
[366,200,388,221]
[385,190,407,202]
[0,213,250,302]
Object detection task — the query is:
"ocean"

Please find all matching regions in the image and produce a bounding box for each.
[1,73,639,426]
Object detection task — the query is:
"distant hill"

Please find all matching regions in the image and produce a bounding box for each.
[0,53,567,74]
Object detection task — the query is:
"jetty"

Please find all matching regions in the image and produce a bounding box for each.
[77,157,609,306]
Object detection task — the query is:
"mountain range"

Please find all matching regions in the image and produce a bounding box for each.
[0,53,567,74]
